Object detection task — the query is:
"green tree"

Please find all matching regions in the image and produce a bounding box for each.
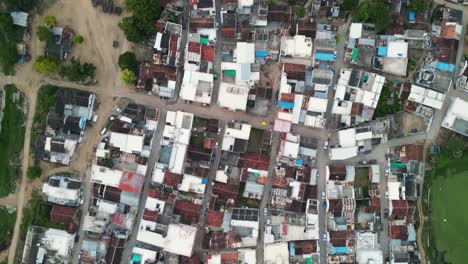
[355,1,369,21]
[118,51,138,72]
[0,14,19,75]
[120,68,137,84]
[44,15,57,27]
[341,0,359,12]
[72,35,84,44]
[36,26,52,42]
[33,56,58,74]
[119,0,161,42]
[409,0,426,13]
[295,6,306,18]
[4,0,38,12]
[59,57,96,83]
[27,166,42,180]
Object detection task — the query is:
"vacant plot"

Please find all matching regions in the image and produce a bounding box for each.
[0,206,16,251]
[31,85,58,145]
[0,85,25,197]
[426,135,468,264]
[355,167,370,198]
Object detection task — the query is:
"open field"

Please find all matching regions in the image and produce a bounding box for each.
[0,206,16,252]
[0,85,25,197]
[425,134,468,264]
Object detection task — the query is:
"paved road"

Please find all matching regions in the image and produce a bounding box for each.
[256,132,281,263]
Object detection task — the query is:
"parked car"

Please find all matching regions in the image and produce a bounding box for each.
[323,233,328,241]
[369,159,377,164]
[321,192,326,199]
[323,140,329,149]
[385,191,389,199]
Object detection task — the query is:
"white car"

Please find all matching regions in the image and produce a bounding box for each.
[385,191,389,199]
[324,141,329,149]
[321,192,326,199]
[323,233,328,241]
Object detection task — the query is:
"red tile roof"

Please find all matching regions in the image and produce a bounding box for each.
[390,225,408,240]
[188,42,201,53]
[329,230,348,247]
[283,63,306,81]
[143,209,158,222]
[402,144,423,162]
[147,188,163,199]
[181,254,200,264]
[111,213,125,226]
[190,0,198,7]
[201,45,215,62]
[280,93,295,102]
[164,171,183,188]
[204,137,216,149]
[221,252,238,263]
[206,210,224,227]
[441,24,456,39]
[169,35,179,54]
[190,17,215,32]
[291,240,318,255]
[174,200,202,222]
[50,206,77,224]
[212,182,239,200]
[221,26,236,38]
[119,172,144,193]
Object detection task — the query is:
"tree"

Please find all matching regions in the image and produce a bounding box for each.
[4,0,38,12]
[44,15,57,26]
[59,57,96,83]
[118,51,138,72]
[33,56,58,74]
[409,0,426,13]
[27,166,42,180]
[295,6,306,18]
[119,0,161,42]
[36,26,52,41]
[355,1,369,21]
[0,14,19,75]
[120,68,137,84]
[72,35,84,44]
[341,0,359,12]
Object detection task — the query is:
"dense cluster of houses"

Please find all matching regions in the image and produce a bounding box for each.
[35,88,96,165]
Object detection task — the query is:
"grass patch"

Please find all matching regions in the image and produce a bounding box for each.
[192,117,208,128]
[355,167,370,198]
[424,134,468,264]
[0,84,25,197]
[190,131,206,149]
[0,206,16,251]
[21,191,67,239]
[31,85,58,146]
[373,81,402,119]
[247,128,264,153]
[236,183,260,208]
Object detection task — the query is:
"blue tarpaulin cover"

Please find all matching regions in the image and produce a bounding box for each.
[436,62,455,72]
[378,46,387,57]
[278,101,294,108]
[409,12,415,21]
[315,52,335,61]
[256,50,268,57]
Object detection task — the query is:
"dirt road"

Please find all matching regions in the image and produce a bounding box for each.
[0,0,132,261]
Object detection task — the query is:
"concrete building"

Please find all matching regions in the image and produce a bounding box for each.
[442,97,468,137]
[42,175,82,206]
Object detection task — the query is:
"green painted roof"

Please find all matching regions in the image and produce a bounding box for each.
[351,47,358,62]
[223,70,236,76]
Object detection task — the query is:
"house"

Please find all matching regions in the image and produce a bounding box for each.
[136,63,177,98]
[180,70,214,105]
[136,223,198,257]
[50,206,78,224]
[42,175,82,206]
[442,97,468,137]
[280,35,313,59]
[45,26,73,60]
[222,121,251,153]
[10,11,29,27]
[22,226,76,264]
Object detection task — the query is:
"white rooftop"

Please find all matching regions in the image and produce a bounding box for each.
[307,97,328,113]
[90,165,123,188]
[180,70,214,104]
[264,242,289,264]
[408,85,445,109]
[178,174,206,194]
[442,97,468,136]
[43,228,75,256]
[110,132,144,154]
[237,42,255,64]
[330,147,358,160]
[349,23,363,39]
[280,35,313,59]
[218,82,249,111]
[387,41,408,58]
